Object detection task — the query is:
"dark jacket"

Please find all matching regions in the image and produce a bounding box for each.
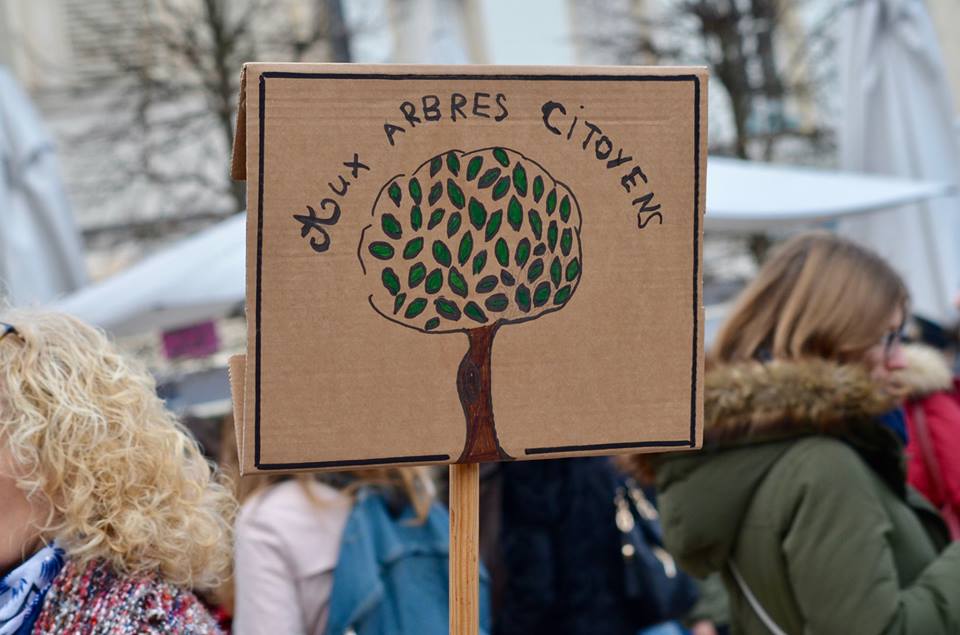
[650,359,960,634]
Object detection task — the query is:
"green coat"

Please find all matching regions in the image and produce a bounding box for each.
[653,359,960,634]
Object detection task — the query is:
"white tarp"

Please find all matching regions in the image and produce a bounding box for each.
[836,0,960,325]
[0,67,87,305]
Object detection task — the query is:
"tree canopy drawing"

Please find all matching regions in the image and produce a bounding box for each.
[359,147,583,462]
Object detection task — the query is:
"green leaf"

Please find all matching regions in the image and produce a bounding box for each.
[493,147,510,167]
[515,285,531,312]
[512,163,527,196]
[388,182,402,207]
[410,206,422,230]
[534,243,547,256]
[478,168,501,189]
[527,258,544,282]
[428,208,445,230]
[428,182,443,206]
[472,251,487,275]
[434,297,462,321]
[528,210,543,240]
[546,189,557,215]
[492,177,510,201]
[485,293,509,312]
[515,238,531,268]
[382,268,401,295]
[469,197,487,230]
[507,197,523,231]
[432,241,452,267]
[405,297,427,319]
[548,221,558,253]
[446,152,460,176]
[448,267,468,298]
[408,262,426,287]
[476,275,498,293]
[381,214,402,240]
[447,212,462,238]
[550,257,562,287]
[559,195,571,222]
[566,258,581,282]
[485,210,502,241]
[403,237,423,259]
[500,270,516,286]
[495,238,509,267]
[464,301,488,323]
[425,317,440,331]
[447,179,465,209]
[458,232,473,265]
[561,228,573,256]
[409,178,422,204]
[425,268,443,294]
[532,176,544,202]
[430,156,443,177]
[467,156,484,181]
[393,292,406,314]
[533,281,551,307]
[553,285,572,305]
[368,242,394,260]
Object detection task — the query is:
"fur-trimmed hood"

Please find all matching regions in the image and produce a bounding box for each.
[896,344,954,399]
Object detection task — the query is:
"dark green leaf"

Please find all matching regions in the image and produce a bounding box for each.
[485,210,502,241]
[403,237,423,259]
[408,262,427,287]
[432,240,452,267]
[500,270,516,286]
[409,178,422,204]
[495,238,509,267]
[515,238,531,268]
[512,163,528,196]
[550,257,562,287]
[410,206,422,230]
[548,221,558,252]
[469,197,487,230]
[467,156,483,181]
[566,258,581,282]
[507,197,523,231]
[393,293,406,314]
[553,285,572,305]
[458,232,473,265]
[446,152,460,176]
[382,268,401,295]
[546,189,557,215]
[425,268,443,294]
[381,214,402,239]
[369,242,394,260]
[464,301,488,324]
[428,182,443,206]
[485,293,509,312]
[476,275,498,293]
[527,258,544,282]
[447,212,462,238]
[561,228,573,256]
[559,195,571,222]
[405,297,427,318]
[533,281,551,307]
[515,285,531,312]
[492,177,510,200]
[428,208,445,230]
[388,182,402,207]
[425,317,440,331]
[434,297,462,321]
[448,267,468,298]
[430,156,443,177]
[478,168,501,189]
[493,147,510,167]
[532,176,544,202]
[528,210,543,240]
[534,243,547,256]
[447,179,465,209]
[472,251,487,275]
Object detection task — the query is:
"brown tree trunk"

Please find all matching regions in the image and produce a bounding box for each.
[456,324,512,462]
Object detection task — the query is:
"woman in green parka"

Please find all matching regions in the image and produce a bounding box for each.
[646,233,960,634]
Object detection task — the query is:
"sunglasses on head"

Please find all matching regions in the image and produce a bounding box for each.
[0,322,20,343]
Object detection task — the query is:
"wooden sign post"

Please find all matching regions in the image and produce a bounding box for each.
[449,463,480,635]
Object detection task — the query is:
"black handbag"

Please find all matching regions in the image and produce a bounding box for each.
[614,477,699,624]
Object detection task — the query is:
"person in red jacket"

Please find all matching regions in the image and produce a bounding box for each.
[899,343,960,538]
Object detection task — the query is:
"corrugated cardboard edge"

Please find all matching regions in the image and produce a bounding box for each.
[230,65,248,182]
[227,354,247,472]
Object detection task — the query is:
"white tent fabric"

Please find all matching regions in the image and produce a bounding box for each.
[0,67,87,305]
[54,213,244,336]
[835,0,960,325]
[706,157,954,231]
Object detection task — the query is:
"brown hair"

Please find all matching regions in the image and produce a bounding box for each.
[712,232,907,364]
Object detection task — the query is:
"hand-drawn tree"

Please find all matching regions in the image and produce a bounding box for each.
[359,147,583,462]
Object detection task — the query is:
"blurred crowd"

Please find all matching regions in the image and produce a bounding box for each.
[3,231,960,634]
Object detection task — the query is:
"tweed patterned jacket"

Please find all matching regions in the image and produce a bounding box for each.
[31,558,222,634]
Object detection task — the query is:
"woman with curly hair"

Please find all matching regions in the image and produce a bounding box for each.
[0,309,235,634]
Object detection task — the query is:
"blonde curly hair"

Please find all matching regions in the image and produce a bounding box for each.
[0,309,235,589]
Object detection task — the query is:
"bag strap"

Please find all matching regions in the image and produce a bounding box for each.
[728,561,788,635]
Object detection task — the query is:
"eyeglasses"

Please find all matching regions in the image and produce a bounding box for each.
[0,322,20,343]
[880,327,904,358]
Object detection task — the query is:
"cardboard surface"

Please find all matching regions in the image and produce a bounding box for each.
[232,64,706,474]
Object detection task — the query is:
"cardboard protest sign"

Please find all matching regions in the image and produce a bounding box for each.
[231,64,706,474]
